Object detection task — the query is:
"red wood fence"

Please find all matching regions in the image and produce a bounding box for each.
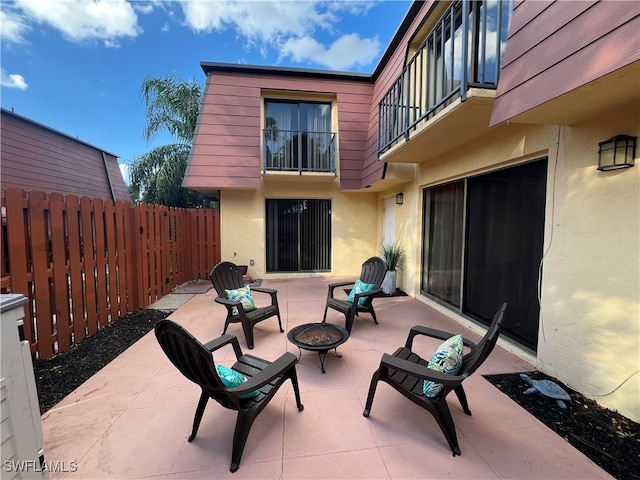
[1,188,220,359]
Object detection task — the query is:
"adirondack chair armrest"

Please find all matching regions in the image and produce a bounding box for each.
[406,325,462,349]
[250,286,278,301]
[214,295,241,307]
[356,286,382,298]
[229,353,298,394]
[327,280,355,297]
[380,353,466,387]
[353,287,382,303]
[203,334,243,358]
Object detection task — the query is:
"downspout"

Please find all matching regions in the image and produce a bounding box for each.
[101,151,116,201]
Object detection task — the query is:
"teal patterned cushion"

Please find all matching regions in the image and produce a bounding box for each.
[423,334,464,397]
[216,365,260,399]
[347,279,376,306]
[225,285,257,316]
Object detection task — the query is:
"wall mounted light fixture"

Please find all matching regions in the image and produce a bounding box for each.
[598,135,636,171]
[395,192,404,205]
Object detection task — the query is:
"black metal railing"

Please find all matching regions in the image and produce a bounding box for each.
[378,0,513,154]
[263,129,336,174]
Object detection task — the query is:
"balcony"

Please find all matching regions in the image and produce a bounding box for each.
[263,129,337,182]
[378,0,512,161]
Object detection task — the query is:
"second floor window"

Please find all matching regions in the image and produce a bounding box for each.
[264,100,335,173]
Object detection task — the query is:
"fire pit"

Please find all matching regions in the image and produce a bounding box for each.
[287,322,349,373]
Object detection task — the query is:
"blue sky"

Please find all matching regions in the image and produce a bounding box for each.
[0,0,412,182]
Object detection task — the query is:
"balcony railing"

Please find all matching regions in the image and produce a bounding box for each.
[378,0,513,154]
[263,129,336,174]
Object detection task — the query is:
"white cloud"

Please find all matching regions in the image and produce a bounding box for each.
[0,9,32,43]
[0,68,28,90]
[1,0,381,70]
[179,0,379,69]
[181,0,334,41]
[133,2,155,15]
[10,0,141,44]
[281,33,380,71]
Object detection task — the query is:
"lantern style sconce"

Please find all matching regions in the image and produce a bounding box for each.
[395,192,404,205]
[598,135,636,171]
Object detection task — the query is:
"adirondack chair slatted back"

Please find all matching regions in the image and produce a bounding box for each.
[210,261,244,293]
[155,319,236,409]
[459,303,507,377]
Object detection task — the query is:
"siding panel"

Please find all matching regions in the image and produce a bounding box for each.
[506,0,555,36]
[500,1,637,84]
[0,110,129,201]
[491,0,640,125]
[187,70,374,190]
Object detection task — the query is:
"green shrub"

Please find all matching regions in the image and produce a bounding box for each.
[381,242,404,270]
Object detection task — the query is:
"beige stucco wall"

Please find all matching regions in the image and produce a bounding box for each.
[219,181,379,280]
[537,106,640,421]
[385,109,639,422]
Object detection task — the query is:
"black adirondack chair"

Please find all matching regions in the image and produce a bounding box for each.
[154,319,303,473]
[210,261,283,349]
[322,256,387,333]
[363,303,507,456]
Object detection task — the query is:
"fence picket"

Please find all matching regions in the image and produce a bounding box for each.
[80,196,98,337]
[4,189,33,343]
[104,199,119,324]
[1,188,220,359]
[29,191,54,358]
[66,195,87,346]
[50,193,72,354]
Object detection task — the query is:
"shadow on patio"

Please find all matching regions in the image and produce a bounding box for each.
[41,277,612,479]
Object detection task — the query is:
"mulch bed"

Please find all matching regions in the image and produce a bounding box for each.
[484,371,640,480]
[33,309,170,414]
[379,288,408,297]
[33,308,638,480]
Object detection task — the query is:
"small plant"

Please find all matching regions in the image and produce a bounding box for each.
[381,242,404,271]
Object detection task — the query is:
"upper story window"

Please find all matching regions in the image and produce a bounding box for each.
[263,100,336,173]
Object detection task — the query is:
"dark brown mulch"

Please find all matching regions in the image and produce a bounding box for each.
[484,371,640,480]
[379,288,408,297]
[33,309,170,414]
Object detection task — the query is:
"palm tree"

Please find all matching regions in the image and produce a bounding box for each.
[129,74,203,207]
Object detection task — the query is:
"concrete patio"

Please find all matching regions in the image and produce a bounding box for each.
[41,277,613,479]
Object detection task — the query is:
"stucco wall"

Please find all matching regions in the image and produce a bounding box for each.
[219,182,379,280]
[538,105,640,421]
[387,109,639,422]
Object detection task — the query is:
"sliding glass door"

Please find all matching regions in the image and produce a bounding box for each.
[423,181,465,307]
[422,160,547,350]
[266,199,331,272]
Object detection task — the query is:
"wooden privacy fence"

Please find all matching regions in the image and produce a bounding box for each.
[0,188,220,360]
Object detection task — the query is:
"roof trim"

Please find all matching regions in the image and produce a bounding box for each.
[1,108,119,158]
[200,62,372,81]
